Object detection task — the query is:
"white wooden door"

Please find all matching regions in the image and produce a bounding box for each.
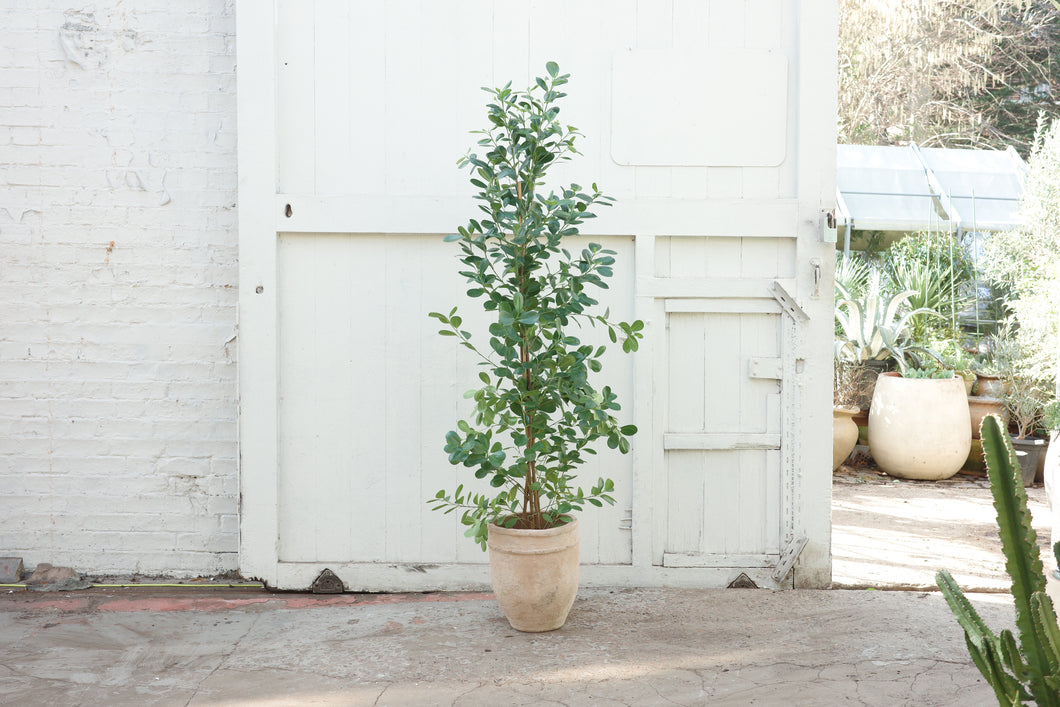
[237,0,837,590]
[651,237,798,574]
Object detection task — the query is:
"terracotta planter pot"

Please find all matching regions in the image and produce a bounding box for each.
[487,516,580,632]
[868,372,971,480]
[833,406,860,471]
[967,396,1006,440]
[975,374,1004,398]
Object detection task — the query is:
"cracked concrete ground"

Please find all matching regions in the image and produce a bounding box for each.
[0,587,1011,705]
[2,478,1046,705]
[832,468,1053,591]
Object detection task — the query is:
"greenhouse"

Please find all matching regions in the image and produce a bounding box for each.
[835,143,1028,252]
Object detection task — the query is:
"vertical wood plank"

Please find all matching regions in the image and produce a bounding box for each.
[702,314,740,434]
[665,452,703,553]
[707,167,743,199]
[632,234,655,568]
[236,0,279,584]
[667,313,705,433]
[636,0,674,49]
[313,0,351,194]
[792,0,839,587]
[303,235,355,561]
[581,237,637,565]
[384,235,424,561]
[739,314,772,433]
[599,1,639,201]
[740,238,779,279]
[672,168,709,199]
[701,450,739,553]
[745,0,782,50]
[276,0,316,194]
[741,167,781,200]
[344,0,387,196]
[707,0,745,48]
[635,167,673,199]
[673,0,708,49]
[385,1,463,197]
[419,239,470,563]
[276,236,318,561]
[703,238,742,278]
[493,3,530,90]
[650,295,669,564]
[654,236,671,277]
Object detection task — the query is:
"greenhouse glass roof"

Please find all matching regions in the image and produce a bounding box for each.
[836,144,1028,242]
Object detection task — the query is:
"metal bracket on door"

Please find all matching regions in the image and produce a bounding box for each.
[770,280,809,322]
[771,535,808,582]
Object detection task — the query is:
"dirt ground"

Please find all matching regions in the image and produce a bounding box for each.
[832,451,1053,591]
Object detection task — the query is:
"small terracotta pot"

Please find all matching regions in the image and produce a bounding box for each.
[975,374,1004,398]
[967,396,1006,440]
[487,516,580,632]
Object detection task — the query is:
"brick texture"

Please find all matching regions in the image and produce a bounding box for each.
[0,2,238,576]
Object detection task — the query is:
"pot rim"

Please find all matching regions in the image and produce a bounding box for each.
[880,371,961,382]
[488,515,578,537]
[1011,435,1047,446]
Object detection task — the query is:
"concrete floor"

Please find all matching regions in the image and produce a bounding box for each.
[832,470,1053,591]
[2,475,1048,706]
[0,586,1011,705]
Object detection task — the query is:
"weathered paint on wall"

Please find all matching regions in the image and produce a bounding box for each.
[0,2,239,575]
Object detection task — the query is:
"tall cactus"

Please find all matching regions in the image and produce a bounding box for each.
[936,414,1060,705]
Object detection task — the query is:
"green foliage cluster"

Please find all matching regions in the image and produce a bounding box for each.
[1043,400,1060,432]
[937,415,1060,706]
[883,231,974,341]
[991,321,1054,438]
[428,64,642,549]
[903,368,955,380]
[984,117,1060,391]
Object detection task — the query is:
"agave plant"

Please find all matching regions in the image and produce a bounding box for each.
[835,251,871,301]
[886,248,972,341]
[834,271,939,373]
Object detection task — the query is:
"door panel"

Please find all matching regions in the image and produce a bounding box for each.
[275,233,637,566]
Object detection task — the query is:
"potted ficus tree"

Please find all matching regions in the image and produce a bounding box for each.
[427,63,642,632]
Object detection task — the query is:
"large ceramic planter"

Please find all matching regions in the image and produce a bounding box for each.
[833,405,860,471]
[1011,436,1047,488]
[487,516,579,632]
[868,372,971,480]
[967,396,1006,440]
[1045,432,1060,554]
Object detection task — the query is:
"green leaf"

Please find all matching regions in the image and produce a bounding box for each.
[546,61,559,78]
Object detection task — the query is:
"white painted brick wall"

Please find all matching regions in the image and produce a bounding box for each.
[0,1,238,576]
